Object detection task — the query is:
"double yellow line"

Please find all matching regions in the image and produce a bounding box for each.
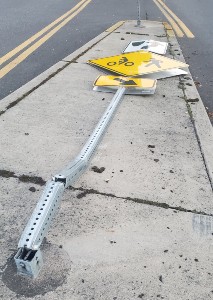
[153,0,194,38]
[0,0,92,79]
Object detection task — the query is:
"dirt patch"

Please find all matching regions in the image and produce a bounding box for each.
[0,169,46,186]
[91,166,105,173]
[0,170,16,178]
[18,175,45,186]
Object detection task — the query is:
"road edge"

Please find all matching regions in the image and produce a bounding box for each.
[0,21,125,116]
[164,22,213,190]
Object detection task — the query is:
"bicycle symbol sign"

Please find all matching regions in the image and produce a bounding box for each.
[107,56,134,67]
[88,51,188,76]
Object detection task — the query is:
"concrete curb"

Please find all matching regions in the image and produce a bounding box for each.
[164,23,213,190]
[0,21,124,116]
[0,61,68,114]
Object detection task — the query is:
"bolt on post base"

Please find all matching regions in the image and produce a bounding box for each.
[14,248,43,278]
[136,19,141,26]
[135,19,145,28]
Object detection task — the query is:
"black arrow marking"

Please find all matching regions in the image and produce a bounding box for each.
[114,78,137,86]
[132,41,149,50]
[132,41,146,47]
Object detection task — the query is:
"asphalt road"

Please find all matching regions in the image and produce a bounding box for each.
[0,0,212,123]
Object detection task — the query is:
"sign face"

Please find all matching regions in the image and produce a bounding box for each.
[88,51,188,77]
[140,68,188,80]
[93,75,157,95]
[94,75,156,88]
[123,40,168,55]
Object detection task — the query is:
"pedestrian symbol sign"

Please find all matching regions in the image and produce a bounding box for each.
[94,75,156,88]
[88,51,188,76]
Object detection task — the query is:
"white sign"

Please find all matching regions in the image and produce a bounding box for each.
[123,40,168,55]
[140,68,188,80]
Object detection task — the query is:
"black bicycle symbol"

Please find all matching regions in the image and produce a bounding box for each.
[107,56,134,67]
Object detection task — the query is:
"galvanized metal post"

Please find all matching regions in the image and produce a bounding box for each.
[136,0,141,26]
[14,87,126,278]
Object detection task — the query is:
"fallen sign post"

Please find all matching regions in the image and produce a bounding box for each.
[14,46,188,278]
[14,86,126,278]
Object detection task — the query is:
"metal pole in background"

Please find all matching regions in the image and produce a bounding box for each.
[136,0,141,26]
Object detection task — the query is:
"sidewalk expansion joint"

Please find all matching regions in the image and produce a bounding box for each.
[0,169,46,186]
[69,186,213,217]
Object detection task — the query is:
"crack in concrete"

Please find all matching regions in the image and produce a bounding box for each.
[69,186,213,217]
[1,166,211,216]
[0,169,46,186]
[185,98,199,103]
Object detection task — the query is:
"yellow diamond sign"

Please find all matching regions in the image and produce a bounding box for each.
[94,75,156,88]
[88,51,188,76]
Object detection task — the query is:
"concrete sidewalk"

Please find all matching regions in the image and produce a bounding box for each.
[0,20,213,300]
